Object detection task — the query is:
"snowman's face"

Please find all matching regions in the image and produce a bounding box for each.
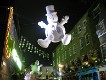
[47,14,58,24]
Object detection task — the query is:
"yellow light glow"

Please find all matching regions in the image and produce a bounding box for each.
[58,64,64,68]
[92,57,97,61]
[83,61,88,65]
[4,6,13,59]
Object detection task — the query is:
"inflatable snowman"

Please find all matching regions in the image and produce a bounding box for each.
[37,5,71,48]
[30,60,42,74]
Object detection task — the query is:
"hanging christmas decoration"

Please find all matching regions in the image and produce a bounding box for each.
[37,5,71,48]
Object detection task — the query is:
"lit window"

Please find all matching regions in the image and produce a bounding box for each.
[3,61,6,66]
[101,43,106,54]
[93,4,101,18]
[85,34,90,45]
[96,19,106,38]
[78,25,81,33]
[53,52,54,57]
[83,19,87,28]
[53,60,55,66]
[47,53,49,59]
[31,45,34,50]
[46,69,48,73]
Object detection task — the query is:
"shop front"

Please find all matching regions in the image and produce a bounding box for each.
[98,66,106,80]
[78,68,99,80]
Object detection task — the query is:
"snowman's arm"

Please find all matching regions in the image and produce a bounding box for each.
[38,21,47,28]
[60,16,69,26]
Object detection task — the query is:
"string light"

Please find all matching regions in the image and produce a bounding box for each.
[19,36,50,59]
[4,6,14,59]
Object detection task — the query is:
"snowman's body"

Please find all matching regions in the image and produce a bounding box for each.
[37,5,71,48]
[45,23,65,42]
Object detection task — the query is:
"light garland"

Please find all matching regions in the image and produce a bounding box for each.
[4,7,14,59]
[19,36,50,59]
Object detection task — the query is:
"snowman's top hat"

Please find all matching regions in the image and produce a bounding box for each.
[45,5,57,16]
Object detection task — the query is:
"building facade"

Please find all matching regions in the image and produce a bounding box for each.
[52,1,106,80]
[0,6,24,80]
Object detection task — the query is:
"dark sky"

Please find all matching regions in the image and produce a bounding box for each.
[1,0,97,66]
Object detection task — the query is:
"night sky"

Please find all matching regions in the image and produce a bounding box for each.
[1,0,98,66]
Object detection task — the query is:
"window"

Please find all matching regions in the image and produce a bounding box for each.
[53,60,54,66]
[101,43,106,54]
[80,38,83,48]
[93,4,101,18]
[96,19,106,37]
[99,71,106,80]
[85,34,90,45]
[53,52,54,58]
[83,19,87,28]
[78,25,81,33]
[71,32,74,41]
[47,53,49,60]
